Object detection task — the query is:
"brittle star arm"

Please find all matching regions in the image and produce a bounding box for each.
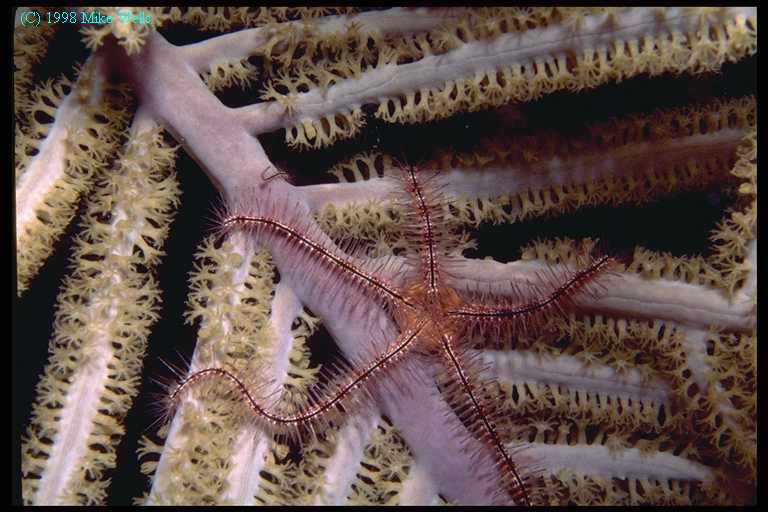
[171,319,428,436]
[448,257,754,334]
[438,333,532,505]
[220,196,415,310]
[447,256,616,337]
[398,164,447,296]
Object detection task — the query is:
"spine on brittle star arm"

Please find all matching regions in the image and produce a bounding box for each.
[437,334,534,505]
[393,161,455,296]
[165,321,427,441]
[403,163,439,294]
[217,188,413,309]
[450,254,617,342]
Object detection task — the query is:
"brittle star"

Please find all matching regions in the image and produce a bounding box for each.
[166,160,616,505]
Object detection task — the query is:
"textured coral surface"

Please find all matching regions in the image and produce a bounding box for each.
[15,6,755,506]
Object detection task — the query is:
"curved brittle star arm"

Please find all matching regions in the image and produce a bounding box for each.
[170,319,427,433]
[447,255,615,332]
[449,257,754,334]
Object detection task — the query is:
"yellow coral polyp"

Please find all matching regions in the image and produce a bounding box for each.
[272,7,755,149]
[21,128,180,505]
[15,69,131,296]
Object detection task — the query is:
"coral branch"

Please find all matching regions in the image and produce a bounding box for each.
[21,113,180,504]
[183,7,467,72]
[15,56,129,294]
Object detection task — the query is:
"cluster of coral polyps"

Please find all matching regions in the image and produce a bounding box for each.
[17,7,754,505]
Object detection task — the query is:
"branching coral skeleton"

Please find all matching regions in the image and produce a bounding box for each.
[16,6,755,506]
